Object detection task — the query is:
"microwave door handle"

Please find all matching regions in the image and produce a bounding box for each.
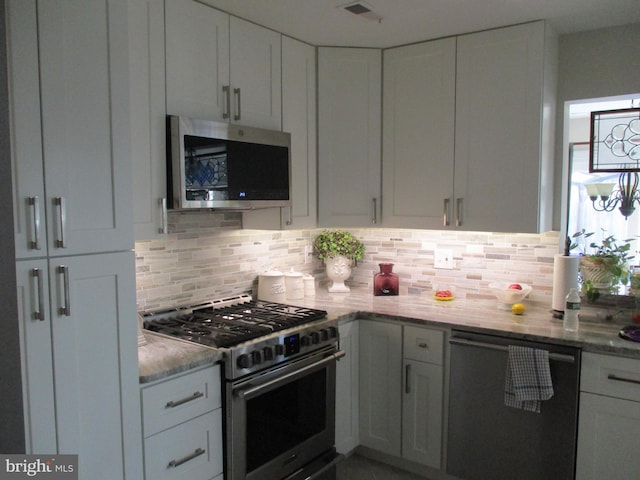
[234,350,345,400]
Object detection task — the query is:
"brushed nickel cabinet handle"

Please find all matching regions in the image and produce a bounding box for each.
[371,198,378,224]
[28,196,41,250]
[54,197,67,248]
[165,391,204,408]
[455,197,463,227]
[32,268,45,321]
[285,205,292,226]
[405,364,411,394]
[222,85,230,119]
[233,87,241,121]
[160,197,168,234]
[443,198,450,227]
[57,265,70,316]
[608,374,640,386]
[167,448,206,468]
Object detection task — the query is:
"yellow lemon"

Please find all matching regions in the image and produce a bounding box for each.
[512,303,526,315]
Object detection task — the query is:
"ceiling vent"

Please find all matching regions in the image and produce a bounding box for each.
[340,1,383,23]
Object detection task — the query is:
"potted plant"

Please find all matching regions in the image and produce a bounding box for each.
[570,229,636,302]
[313,230,365,293]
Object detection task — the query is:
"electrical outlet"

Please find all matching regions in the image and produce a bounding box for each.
[304,245,313,264]
[434,248,454,269]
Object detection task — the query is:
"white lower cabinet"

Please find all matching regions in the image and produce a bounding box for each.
[402,326,444,469]
[576,353,640,480]
[358,321,444,469]
[336,320,360,454]
[16,252,142,479]
[359,321,403,455]
[141,365,223,480]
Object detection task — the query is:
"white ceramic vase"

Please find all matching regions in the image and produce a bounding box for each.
[325,256,352,293]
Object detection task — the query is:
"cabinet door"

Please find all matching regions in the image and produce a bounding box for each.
[229,17,282,130]
[38,0,133,256]
[165,0,230,121]
[359,321,401,455]
[50,251,141,479]
[382,38,456,229]
[336,321,359,454]
[15,259,56,454]
[318,48,382,227]
[402,360,443,468]
[576,392,640,480]
[454,21,555,232]
[242,37,316,229]
[8,0,47,260]
[129,0,167,240]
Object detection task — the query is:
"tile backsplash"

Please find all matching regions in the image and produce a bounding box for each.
[135,211,560,311]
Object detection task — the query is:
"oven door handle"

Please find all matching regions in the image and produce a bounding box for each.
[234,350,345,400]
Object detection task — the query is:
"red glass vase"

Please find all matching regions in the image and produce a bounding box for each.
[374,263,399,296]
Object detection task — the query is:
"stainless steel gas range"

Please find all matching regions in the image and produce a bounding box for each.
[142,294,344,480]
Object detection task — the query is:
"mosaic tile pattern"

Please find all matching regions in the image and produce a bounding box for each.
[135,210,560,310]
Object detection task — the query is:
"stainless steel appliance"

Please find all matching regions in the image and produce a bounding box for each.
[142,294,343,480]
[447,330,580,480]
[167,115,291,210]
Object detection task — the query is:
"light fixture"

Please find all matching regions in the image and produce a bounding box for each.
[585,172,640,219]
[586,106,640,218]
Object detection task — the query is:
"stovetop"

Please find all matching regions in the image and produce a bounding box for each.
[142,295,328,349]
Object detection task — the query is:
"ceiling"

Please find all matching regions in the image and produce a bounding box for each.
[200,0,640,48]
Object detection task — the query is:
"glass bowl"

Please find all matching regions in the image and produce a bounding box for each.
[488,282,532,309]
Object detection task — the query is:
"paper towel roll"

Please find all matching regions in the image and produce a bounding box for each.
[552,254,581,312]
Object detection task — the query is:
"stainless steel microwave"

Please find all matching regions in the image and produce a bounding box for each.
[168,116,291,210]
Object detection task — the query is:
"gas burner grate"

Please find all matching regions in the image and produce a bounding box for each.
[143,300,327,348]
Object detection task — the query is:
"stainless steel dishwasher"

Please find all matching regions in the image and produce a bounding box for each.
[447,330,580,480]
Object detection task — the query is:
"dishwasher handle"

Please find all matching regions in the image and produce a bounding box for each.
[449,337,576,364]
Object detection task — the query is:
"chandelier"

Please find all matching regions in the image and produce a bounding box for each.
[587,106,640,219]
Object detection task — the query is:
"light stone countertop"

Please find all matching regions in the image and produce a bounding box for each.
[138,331,223,384]
[138,286,640,384]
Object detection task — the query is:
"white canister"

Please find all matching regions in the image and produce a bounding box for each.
[258,268,286,302]
[284,269,305,300]
[303,274,316,297]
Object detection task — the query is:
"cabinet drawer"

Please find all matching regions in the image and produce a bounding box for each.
[144,410,223,480]
[581,352,640,401]
[403,326,444,365]
[142,365,221,437]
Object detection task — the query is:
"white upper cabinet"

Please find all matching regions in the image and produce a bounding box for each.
[165,0,230,123]
[165,1,282,130]
[129,0,167,240]
[318,47,382,227]
[229,17,282,130]
[243,36,317,229]
[35,0,133,256]
[10,0,134,257]
[382,38,456,229]
[382,21,556,233]
[454,21,557,232]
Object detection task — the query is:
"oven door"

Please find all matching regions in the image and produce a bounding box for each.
[227,345,343,480]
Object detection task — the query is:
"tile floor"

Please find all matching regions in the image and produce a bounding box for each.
[336,454,428,480]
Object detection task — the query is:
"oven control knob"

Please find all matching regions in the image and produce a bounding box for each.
[328,326,338,338]
[252,350,263,365]
[237,354,252,369]
[320,329,329,341]
[275,344,285,356]
[301,335,311,347]
[263,346,274,361]
[310,332,320,344]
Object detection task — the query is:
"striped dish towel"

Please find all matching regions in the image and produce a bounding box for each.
[504,345,554,413]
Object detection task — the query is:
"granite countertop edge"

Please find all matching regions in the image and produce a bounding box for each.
[139,288,640,383]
